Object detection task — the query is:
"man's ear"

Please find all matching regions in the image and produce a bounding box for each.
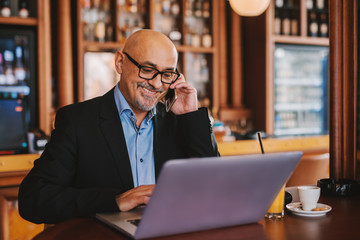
[115,51,125,74]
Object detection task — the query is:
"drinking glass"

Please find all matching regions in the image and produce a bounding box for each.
[265,185,285,219]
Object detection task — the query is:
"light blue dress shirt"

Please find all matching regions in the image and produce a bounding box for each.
[114,85,156,187]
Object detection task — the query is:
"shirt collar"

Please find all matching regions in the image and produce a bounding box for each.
[114,84,156,123]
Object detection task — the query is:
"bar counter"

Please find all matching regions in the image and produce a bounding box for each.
[32,194,360,240]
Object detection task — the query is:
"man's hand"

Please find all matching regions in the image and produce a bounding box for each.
[170,74,198,115]
[116,185,155,211]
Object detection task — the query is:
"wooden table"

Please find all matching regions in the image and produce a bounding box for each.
[33,195,360,240]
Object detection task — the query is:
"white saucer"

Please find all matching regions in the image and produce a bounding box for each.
[286,202,332,217]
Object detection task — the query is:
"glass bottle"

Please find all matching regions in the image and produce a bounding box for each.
[308,12,318,37]
[282,11,291,35]
[275,0,284,8]
[14,46,26,85]
[169,26,182,46]
[94,5,106,43]
[0,53,6,85]
[170,0,180,16]
[162,0,171,15]
[3,50,16,85]
[202,0,210,18]
[290,11,298,36]
[274,9,281,35]
[103,0,113,42]
[194,0,202,17]
[185,0,194,16]
[319,13,328,38]
[82,0,92,41]
[1,0,11,17]
[191,28,201,47]
[18,0,29,18]
[306,0,314,9]
[201,26,212,48]
[316,0,324,10]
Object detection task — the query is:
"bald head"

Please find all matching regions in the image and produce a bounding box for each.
[123,29,178,63]
[115,29,179,117]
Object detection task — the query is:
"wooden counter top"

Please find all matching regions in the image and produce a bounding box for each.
[218,135,329,156]
[0,154,40,173]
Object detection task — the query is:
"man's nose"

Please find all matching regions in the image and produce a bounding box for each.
[148,73,163,89]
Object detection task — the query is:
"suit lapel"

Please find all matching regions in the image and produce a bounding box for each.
[99,88,134,190]
[153,105,167,178]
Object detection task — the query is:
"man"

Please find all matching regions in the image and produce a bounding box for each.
[18,30,219,224]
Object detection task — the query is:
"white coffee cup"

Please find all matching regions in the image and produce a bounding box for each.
[297,186,321,211]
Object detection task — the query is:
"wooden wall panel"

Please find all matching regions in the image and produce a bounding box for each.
[329,0,358,180]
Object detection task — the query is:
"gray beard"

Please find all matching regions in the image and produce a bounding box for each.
[135,82,164,111]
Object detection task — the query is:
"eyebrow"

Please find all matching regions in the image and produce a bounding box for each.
[142,60,176,71]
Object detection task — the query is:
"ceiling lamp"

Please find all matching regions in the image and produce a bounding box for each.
[229,0,271,16]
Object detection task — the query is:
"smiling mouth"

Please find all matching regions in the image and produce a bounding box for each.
[139,85,162,98]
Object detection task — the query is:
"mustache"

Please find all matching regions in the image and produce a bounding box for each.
[137,82,164,93]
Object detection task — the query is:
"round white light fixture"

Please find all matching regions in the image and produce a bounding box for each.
[229,0,271,16]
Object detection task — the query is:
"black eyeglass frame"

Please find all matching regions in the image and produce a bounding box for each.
[123,52,180,84]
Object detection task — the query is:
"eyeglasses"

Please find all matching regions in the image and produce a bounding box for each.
[123,52,180,84]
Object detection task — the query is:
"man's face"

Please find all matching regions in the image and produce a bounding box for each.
[118,49,177,113]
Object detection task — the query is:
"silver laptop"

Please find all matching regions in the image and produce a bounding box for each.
[96,151,302,239]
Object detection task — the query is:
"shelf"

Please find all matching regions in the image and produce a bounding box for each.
[275,103,323,111]
[274,127,323,136]
[83,41,124,52]
[176,45,215,53]
[273,35,329,46]
[0,16,37,26]
[0,86,30,95]
[275,78,322,86]
[82,41,216,54]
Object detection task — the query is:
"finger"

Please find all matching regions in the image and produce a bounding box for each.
[120,184,155,198]
[172,82,195,92]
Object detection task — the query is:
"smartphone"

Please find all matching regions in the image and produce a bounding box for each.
[165,88,177,112]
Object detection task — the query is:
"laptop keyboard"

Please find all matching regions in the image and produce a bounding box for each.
[128,219,141,226]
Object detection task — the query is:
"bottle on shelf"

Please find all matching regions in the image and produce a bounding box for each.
[0,53,6,85]
[316,0,325,10]
[306,0,314,10]
[14,46,26,85]
[138,0,146,14]
[290,11,298,36]
[127,0,138,13]
[119,18,131,44]
[308,12,318,37]
[286,0,294,9]
[103,0,113,42]
[202,0,210,18]
[88,0,100,41]
[201,26,212,48]
[191,28,201,47]
[161,0,171,15]
[194,0,202,17]
[184,23,192,46]
[185,0,194,17]
[130,19,142,34]
[18,0,29,18]
[1,0,11,17]
[319,13,328,38]
[94,6,106,43]
[170,0,180,16]
[169,26,182,46]
[3,50,16,85]
[82,0,92,41]
[274,8,281,35]
[281,11,291,36]
[275,0,284,8]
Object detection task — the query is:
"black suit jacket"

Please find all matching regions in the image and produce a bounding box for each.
[18,88,219,224]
